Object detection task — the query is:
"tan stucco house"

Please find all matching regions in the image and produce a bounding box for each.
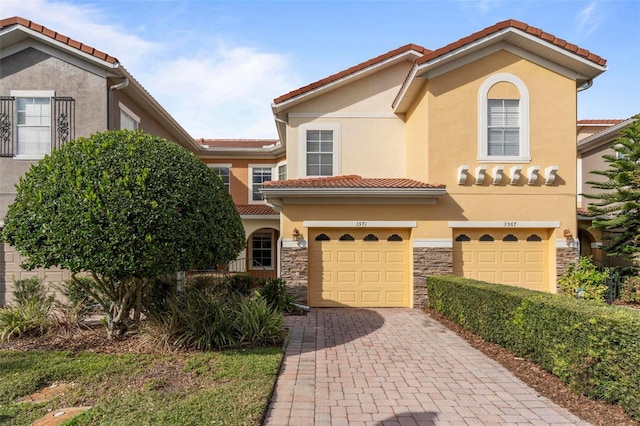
[0,17,198,304]
[205,20,608,308]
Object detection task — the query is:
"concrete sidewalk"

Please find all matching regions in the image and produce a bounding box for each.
[263,308,589,426]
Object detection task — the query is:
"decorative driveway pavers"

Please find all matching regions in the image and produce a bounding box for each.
[264,308,589,426]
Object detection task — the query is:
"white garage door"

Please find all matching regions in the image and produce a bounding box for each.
[308,228,410,307]
[453,228,550,292]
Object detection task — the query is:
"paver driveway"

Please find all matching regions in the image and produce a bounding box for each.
[264,308,589,426]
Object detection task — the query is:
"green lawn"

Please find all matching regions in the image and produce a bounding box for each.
[0,348,282,425]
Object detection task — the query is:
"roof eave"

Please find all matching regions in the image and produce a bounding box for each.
[272,49,425,114]
[577,117,636,153]
[394,27,607,113]
[261,187,447,198]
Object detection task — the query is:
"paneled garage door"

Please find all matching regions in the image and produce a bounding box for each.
[308,228,410,307]
[453,228,550,292]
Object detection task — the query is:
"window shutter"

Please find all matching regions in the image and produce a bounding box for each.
[53,97,75,150]
[0,96,15,157]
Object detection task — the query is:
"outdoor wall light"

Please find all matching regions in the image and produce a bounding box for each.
[293,228,303,241]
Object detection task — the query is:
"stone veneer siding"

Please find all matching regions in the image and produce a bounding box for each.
[281,246,308,304]
[413,247,453,308]
[556,246,579,278]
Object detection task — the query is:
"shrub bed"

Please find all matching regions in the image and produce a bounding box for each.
[426,275,640,422]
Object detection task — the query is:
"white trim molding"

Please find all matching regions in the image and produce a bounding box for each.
[477,73,530,163]
[413,239,453,248]
[449,221,560,228]
[298,122,341,178]
[304,220,417,228]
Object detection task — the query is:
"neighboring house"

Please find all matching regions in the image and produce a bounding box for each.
[577,117,637,267]
[0,17,199,305]
[197,138,286,278]
[218,19,606,309]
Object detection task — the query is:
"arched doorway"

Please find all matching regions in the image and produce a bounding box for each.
[246,227,279,279]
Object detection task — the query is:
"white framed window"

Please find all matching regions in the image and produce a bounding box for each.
[298,123,341,177]
[276,161,287,180]
[250,230,275,270]
[478,73,530,162]
[250,165,273,203]
[119,102,140,130]
[12,90,54,159]
[208,164,231,192]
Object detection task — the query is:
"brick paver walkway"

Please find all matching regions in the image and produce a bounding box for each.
[263,308,589,426]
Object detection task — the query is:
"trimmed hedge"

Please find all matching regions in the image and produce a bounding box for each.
[426,276,640,422]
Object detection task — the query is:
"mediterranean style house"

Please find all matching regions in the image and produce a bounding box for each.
[0,17,198,304]
[0,17,613,309]
[577,117,637,267]
[205,20,608,308]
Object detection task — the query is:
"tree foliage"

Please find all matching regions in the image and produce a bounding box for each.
[586,115,640,261]
[1,130,245,336]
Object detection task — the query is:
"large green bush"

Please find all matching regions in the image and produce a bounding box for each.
[426,276,640,421]
[1,130,245,337]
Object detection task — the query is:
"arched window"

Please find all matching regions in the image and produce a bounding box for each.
[479,234,495,242]
[363,234,379,241]
[387,234,403,242]
[527,234,542,242]
[455,234,471,242]
[503,234,518,242]
[339,234,355,241]
[478,73,530,162]
[315,234,330,241]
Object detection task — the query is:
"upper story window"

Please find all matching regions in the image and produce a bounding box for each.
[278,163,287,180]
[298,123,341,177]
[307,130,333,176]
[478,73,530,162]
[250,165,273,202]
[16,96,51,157]
[1,91,75,159]
[208,164,231,192]
[119,102,140,130]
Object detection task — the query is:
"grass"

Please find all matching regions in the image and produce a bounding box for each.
[0,348,283,425]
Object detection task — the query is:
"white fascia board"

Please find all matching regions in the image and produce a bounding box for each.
[273,50,424,113]
[577,118,635,153]
[448,221,560,228]
[261,187,446,198]
[304,220,417,228]
[240,215,280,220]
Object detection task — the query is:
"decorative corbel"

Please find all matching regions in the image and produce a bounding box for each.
[510,165,522,185]
[492,165,504,185]
[475,166,487,185]
[545,165,559,185]
[527,165,540,185]
[458,165,469,185]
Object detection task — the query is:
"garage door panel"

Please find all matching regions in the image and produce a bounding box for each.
[337,251,357,263]
[308,228,410,307]
[453,228,549,292]
[361,251,380,263]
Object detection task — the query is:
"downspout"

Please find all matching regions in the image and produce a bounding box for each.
[108,77,129,129]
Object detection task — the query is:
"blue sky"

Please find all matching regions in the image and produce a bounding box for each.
[3,0,639,139]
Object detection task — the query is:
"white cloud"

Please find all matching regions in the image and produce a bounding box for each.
[2,0,299,138]
[576,2,601,38]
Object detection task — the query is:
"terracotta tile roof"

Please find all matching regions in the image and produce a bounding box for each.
[273,44,429,105]
[0,16,118,64]
[416,19,606,67]
[263,175,445,189]
[577,207,594,217]
[577,119,625,125]
[199,139,280,148]
[236,204,278,216]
